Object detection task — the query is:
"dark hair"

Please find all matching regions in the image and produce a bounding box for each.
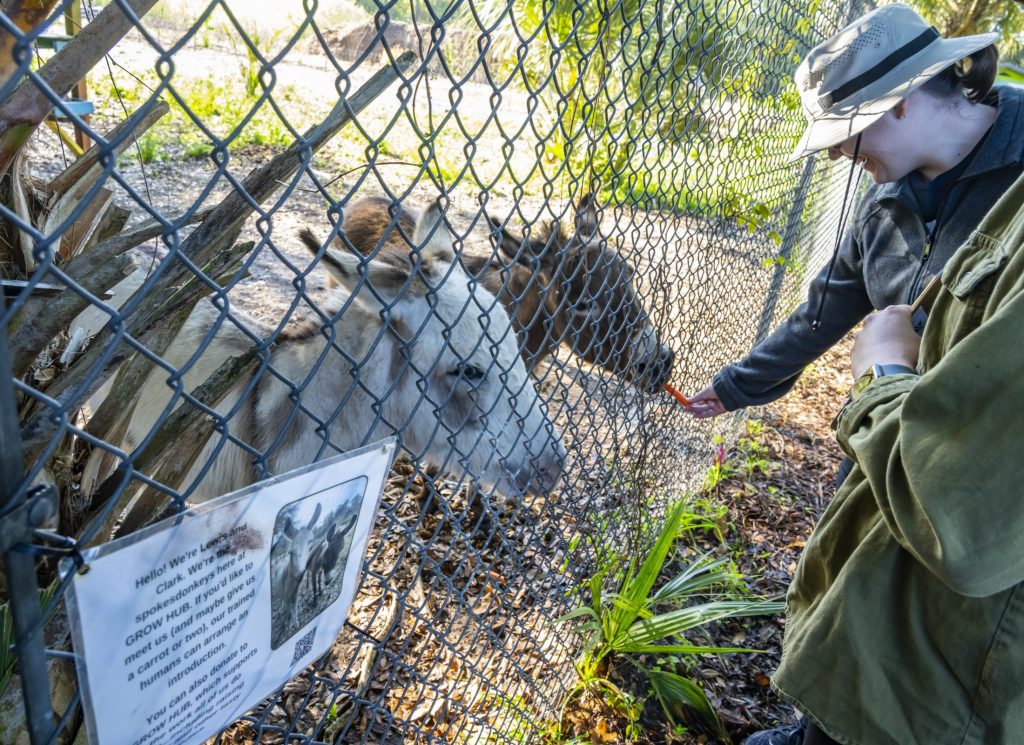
[921,44,999,104]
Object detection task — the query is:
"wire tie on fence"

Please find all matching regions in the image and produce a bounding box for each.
[30,528,76,547]
[63,540,92,575]
[75,557,91,575]
[27,529,89,571]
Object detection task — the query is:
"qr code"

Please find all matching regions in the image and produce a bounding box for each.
[291,628,316,666]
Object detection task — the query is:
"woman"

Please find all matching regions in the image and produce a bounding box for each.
[684,3,1024,422]
[744,99,1024,745]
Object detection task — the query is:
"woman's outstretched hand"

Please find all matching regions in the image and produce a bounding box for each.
[685,385,727,419]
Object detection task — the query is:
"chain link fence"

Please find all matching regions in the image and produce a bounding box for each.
[1,0,861,741]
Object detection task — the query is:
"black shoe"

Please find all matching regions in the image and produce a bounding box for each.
[741,717,807,745]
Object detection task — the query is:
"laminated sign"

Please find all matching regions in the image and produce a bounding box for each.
[65,439,396,745]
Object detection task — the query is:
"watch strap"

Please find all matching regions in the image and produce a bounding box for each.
[871,363,917,377]
[851,363,917,401]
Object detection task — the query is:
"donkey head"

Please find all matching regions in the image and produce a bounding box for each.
[310,201,566,498]
[492,195,675,392]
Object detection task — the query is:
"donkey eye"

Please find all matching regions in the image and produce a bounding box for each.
[450,364,485,380]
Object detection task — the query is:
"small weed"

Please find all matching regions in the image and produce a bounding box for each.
[703,435,735,491]
[183,141,213,159]
[560,534,581,573]
[704,420,773,493]
[229,26,282,98]
[119,133,161,165]
[1,580,58,695]
[483,693,552,743]
[678,494,732,544]
[737,420,772,478]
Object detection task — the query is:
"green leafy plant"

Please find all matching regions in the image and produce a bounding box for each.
[134,133,161,164]
[556,501,784,740]
[497,0,825,213]
[677,494,731,544]
[1,580,59,696]
[737,201,782,246]
[238,27,282,98]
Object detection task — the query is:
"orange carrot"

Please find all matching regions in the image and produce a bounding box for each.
[663,383,691,407]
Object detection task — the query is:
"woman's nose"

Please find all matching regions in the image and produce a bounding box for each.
[827,145,845,161]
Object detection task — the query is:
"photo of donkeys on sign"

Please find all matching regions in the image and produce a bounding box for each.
[269,477,366,649]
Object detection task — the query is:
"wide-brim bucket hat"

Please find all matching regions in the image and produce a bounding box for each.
[789,3,997,161]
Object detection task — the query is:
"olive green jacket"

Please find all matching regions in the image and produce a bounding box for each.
[773,171,1024,744]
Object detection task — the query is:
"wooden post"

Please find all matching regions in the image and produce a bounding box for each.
[63,0,91,150]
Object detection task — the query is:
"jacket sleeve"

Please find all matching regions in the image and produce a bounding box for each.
[835,290,1024,598]
[713,225,875,411]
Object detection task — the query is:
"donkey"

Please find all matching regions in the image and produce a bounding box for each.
[272,502,323,630]
[337,195,675,392]
[307,510,358,605]
[125,203,566,503]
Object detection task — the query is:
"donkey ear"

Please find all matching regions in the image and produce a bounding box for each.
[487,214,523,261]
[307,502,322,529]
[300,229,411,300]
[574,192,602,239]
[487,214,542,269]
[413,201,457,266]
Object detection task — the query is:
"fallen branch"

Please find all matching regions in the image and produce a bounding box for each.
[82,345,260,546]
[81,239,255,443]
[7,207,213,377]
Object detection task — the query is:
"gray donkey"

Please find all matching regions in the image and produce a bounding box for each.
[123,203,566,504]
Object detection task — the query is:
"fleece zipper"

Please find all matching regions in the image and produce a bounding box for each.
[906,182,963,305]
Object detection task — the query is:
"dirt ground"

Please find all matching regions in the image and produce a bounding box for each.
[683,337,850,743]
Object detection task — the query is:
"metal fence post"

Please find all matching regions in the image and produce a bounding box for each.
[752,156,818,346]
[1,300,57,745]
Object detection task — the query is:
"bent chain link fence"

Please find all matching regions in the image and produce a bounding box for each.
[1,0,861,741]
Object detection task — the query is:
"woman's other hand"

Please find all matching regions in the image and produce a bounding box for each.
[851,305,921,378]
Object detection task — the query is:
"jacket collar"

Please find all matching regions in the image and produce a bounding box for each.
[874,85,1024,205]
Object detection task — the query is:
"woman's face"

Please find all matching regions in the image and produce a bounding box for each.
[826,104,920,184]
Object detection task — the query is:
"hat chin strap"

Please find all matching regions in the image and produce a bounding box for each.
[811,133,862,332]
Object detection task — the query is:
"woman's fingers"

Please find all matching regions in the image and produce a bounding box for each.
[684,386,726,418]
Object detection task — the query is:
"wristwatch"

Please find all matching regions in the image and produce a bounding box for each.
[851,363,918,399]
